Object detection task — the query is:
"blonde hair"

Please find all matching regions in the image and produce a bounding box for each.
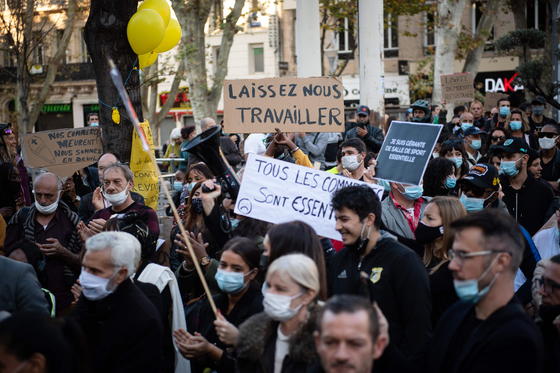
[505,109,531,133]
[470,100,483,115]
[423,196,467,274]
[266,253,320,295]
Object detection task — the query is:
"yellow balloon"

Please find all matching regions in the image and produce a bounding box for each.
[127,9,166,55]
[138,0,170,27]
[139,52,158,69]
[154,18,182,53]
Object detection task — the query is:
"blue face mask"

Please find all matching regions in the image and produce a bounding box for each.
[401,185,423,200]
[459,192,495,213]
[377,179,391,192]
[453,254,501,304]
[90,123,99,127]
[188,182,196,193]
[215,268,252,294]
[499,107,510,117]
[469,139,482,151]
[445,177,456,189]
[510,121,522,131]
[450,157,463,169]
[461,123,473,132]
[501,156,522,177]
[173,181,183,192]
[230,218,240,231]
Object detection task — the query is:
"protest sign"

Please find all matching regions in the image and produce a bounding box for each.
[130,121,159,210]
[234,154,384,241]
[483,91,508,112]
[22,127,102,178]
[223,77,345,134]
[440,73,474,103]
[375,121,442,186]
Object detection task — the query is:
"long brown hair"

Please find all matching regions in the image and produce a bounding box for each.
[185,181,203,231]
[423,196,467,274]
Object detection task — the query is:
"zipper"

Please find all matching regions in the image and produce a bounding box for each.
[515,192,518,221]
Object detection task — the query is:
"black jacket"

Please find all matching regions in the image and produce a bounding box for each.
[483,113,507,132]
[327,232,432,356]
[77,191,145,224]
[345,125,384,153]
[383,297,544,373]
[188,137,243,171]
[236,304,321,373]
[68,278,163,373]
[500,172,555,236]
[189,286,264,373]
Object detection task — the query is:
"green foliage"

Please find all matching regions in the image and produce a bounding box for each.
[409,52,434,102]
[495,29,545,54]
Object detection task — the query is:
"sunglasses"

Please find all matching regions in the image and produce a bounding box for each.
[538,132,558,139]
[462,183,494,198]
[491,135,506,142]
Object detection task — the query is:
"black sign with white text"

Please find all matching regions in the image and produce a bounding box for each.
[375,121,443,186]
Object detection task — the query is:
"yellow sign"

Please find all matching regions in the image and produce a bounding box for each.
[130,121,159,210]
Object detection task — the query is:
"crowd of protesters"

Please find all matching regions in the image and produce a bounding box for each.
[2,93,560,373]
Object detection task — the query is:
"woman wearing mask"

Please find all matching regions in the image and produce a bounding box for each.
[469,100,485,129]
[0,163,24,221]
[175,237,263,373]
[422,158,457,197]
[235,253,320,373]
[179,126,197,168]
[173,163,213,229]
[413,197,467,325]
[440,138,469,178]
[166,167,188,217]
[505,109,538,149]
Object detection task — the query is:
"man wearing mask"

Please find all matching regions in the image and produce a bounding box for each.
[345,105,384,153]
[496,138,555,236]
[328,186,432,357]
[339,138,368,180]
[529,95,557,133]
[69,232,163,373]
[538,124,560,189]
[78,152,145,224]
[483,98,510,132]
[381,182,429,240]
[377,210,543,373]
[87,112,99,127]
[87,163,159,239]
[463,126,485,167]
[458,163,505,213]
[4,172,82,316]
[537,255,560,372]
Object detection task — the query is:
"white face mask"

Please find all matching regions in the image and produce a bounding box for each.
[79,267,117,300]
[539,136,558,150]
[35,197,59,215]
[103,183,130,207]
[263,291,303,322]
[341,155,363,172]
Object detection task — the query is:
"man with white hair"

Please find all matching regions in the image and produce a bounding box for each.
[4,171,81,316]
[163,128,183,169]
[69,232,163,373]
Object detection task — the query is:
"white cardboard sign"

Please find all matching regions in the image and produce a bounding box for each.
[235,154,384,240]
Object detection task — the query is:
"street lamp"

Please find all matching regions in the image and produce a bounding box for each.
[325,48,338,76]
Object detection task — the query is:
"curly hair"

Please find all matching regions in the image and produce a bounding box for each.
[331,185,382,229]
[481,127,512,156]
[439,137,468,177]
[422,158,456,197]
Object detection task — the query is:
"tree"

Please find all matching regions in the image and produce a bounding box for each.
[170,0,244,131]
[85,0,143,162]
[431,0,469,109]
[0,0,78,134]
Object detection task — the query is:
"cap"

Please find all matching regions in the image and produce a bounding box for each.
[463,127,486,137]
[356,105,370,116]
[531,95,546,105]
[459,163,501,191]
[0,122,11,135]
[493,137,529,154]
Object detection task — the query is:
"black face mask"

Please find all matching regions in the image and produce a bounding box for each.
[539,303,560,322]
[414,222,444,244]
[346,222,371,255]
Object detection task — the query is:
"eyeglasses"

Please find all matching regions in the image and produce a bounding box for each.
[491,135,506,142]
[449,249,509,266]
[538,277,560,294]
[538,132,559,139]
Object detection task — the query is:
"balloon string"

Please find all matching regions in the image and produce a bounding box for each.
[97,57,139,111]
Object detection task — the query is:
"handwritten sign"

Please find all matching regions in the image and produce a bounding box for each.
[130,121,159,210]
[483,91,508,112]
[223,77,345,134]
[375,121,442,186]
[22,127,102,178]
[441,73,474,103]
[234,154,384,240]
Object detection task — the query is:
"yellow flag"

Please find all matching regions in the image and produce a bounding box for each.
[130,120,159,210]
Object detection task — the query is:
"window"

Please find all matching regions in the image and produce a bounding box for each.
[424,11,436,50]
[249,44,264,73]
[3,50,15,67]
[471,2,494,51]
[56,29,68,64]
[80,28,90,63]
[384,13,398,58]
[212,46,220,74]
[337,17,356,60]
[32,32,44,65]
[526,0,546,30]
